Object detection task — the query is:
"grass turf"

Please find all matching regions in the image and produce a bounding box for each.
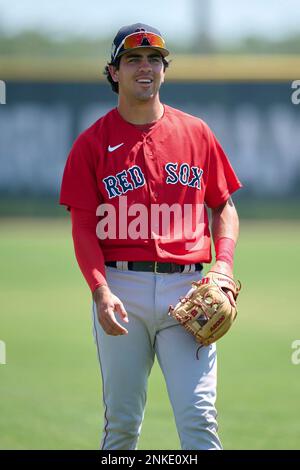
[0,219,300,449]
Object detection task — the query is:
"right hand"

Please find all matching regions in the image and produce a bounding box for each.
[93,285,129,336]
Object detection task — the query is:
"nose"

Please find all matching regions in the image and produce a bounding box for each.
[138,58,152,71]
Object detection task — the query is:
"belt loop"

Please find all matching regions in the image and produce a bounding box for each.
[154,261,158,273]
[116,261,128,271]
[189,264,196,273]
[116,261,122,270]
[181,264,191,274]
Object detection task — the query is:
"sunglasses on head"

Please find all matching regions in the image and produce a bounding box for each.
[113,32,166,62]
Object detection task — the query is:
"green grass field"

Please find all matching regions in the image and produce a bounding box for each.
[1,218,300,450]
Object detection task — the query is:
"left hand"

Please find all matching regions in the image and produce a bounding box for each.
[208,260,236,306]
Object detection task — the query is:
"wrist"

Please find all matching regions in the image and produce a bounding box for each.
[210,260,233,278]
[215,237,235,270]
[93,284,110,301]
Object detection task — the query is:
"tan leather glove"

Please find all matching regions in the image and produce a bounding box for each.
[169,271,241,346]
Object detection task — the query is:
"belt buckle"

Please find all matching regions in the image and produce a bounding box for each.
[154,261,158,273]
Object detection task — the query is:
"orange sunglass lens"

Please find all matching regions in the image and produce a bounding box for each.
[124,33,165,50]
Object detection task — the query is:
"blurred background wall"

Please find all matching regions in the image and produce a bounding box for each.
[0,0,300,217]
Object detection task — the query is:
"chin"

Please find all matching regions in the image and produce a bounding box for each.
[138,95,154,102]
[136,91,156,101]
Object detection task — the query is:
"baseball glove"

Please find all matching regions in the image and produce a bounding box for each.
[168,271,241,346]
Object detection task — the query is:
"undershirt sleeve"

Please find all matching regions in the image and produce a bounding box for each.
[71,207,107,293]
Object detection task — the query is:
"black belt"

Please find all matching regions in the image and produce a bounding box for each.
[105,261,203,274]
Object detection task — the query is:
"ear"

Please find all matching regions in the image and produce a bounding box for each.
[108,65,119,83]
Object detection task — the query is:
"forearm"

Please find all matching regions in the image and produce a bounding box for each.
[211,197,239,244]
[71,207,107,293]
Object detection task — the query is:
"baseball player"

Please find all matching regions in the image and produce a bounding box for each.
[60,23,242,450]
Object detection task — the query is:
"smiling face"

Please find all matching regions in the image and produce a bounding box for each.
[109,48,166,102]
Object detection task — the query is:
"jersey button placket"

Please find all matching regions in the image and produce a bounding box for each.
[146,138,153,159]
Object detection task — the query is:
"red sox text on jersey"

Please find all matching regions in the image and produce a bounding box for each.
[102,163,203,199]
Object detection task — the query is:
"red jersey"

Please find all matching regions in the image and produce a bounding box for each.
[60,105,242,264]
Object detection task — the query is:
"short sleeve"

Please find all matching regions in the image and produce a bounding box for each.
[204,128,242,209]
[59,134,102,212]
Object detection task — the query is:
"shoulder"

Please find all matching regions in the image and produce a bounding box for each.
[163,105,212,138]
[73,108,116,150]
[66,109,115,169]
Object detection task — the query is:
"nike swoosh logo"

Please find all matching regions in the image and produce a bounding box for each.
[108,143,124,152]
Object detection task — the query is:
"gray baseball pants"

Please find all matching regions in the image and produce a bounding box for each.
[92,266,222,450]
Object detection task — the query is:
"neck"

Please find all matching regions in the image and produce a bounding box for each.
[117,95,164,125]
